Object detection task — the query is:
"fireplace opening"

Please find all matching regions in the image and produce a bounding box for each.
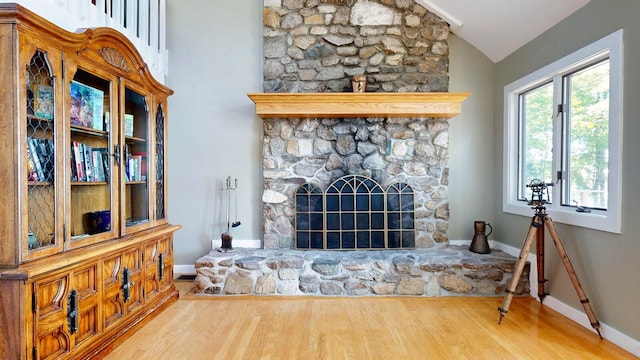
[295,175,415,250]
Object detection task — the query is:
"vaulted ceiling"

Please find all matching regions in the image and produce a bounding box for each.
[415,0,591,62]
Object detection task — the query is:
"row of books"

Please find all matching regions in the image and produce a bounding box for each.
[125,153,146,181]
[71,141,110,183]
[26,137,54,182]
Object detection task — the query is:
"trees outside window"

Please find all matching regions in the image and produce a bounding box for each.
[503,30,622,233]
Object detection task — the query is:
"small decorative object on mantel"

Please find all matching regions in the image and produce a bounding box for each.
[469,220,492,254]
[351,75,366,93]
[218,176,241,252]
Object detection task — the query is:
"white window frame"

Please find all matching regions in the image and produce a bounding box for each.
[503,29,623,233]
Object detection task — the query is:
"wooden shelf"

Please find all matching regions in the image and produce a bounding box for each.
[247,92,470,119]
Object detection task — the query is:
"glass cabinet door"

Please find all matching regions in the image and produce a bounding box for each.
[25,50,59,256]
[68,69,115,247]
[122,86,151,233]
[155,103,167,224]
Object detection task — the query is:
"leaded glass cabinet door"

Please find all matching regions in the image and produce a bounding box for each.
[154,102,168,224]
[68,68,116,249]
[24,48,63,260]
[121,83,152,234]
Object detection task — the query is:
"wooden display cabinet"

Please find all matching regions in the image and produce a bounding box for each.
[0,4,180,359]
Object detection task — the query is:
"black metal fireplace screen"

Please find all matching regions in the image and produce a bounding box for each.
[295,175,415,250]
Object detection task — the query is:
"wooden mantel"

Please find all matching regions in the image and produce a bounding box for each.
[247,92,470,119]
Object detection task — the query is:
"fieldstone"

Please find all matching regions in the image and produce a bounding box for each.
[279,268,298,280]
[305,13,324,25]
[256,273,277,294]
[283,0,304,9]
[362,152,385,170]
[193,274,213,292]
[324,34,355,46]
[223,272,253,294]
[320,281,343,295]
[392,256,415,273]
[263,8,281,29]
[316,66,345,80]
[396,278,425,295]
[266,256,305,269]
[372,282,396,295]
[294,36,316,50]
[281,13,303,29]
[235,256,265,270]
[312,258,341,275]
[351,1,396,26]
[305,44,335,60]
[262,190,288,204]
[439,275,473,293]
[336,135,356,155]
[278,280,299,294]
[314,138,333,155]
[325,153,344,171]
[299,275,321,293]
[345,279,370,295]
[381,37,406,54]
[264,38,287,59]
[341,256,371,271]
[405,14,420,27]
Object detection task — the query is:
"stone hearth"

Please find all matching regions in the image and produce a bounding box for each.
[192,246,530,297]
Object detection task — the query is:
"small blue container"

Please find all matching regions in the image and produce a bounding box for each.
[88,210,111,234]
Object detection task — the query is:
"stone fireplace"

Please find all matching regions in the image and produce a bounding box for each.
[261,0,453,250]
[191,0,530,297]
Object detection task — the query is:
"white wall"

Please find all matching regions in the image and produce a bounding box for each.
[166,0,263,264]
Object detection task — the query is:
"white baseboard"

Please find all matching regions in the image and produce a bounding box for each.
[174,239,640,356]
[211,238,262,249]
[173,264,195,275]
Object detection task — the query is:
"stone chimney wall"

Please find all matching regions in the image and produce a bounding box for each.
[263,0,450,93]
[261,0,452,250]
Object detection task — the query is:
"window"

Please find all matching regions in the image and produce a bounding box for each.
[503,30,623,233]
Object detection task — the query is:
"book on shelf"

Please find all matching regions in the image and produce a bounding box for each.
[124,114,134,136]
[102,150,111,183]
[27,137,45,181]
[71,141,86,182]
[35,138,54,182]
[82,143,94,181]
[132,152,147,180]
[92,148,110,182]
[26,145,39,181]
[127,155,142,181]
[34,84,54,119]
[70,80,104,130]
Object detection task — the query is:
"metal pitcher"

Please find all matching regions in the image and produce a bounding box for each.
[469,220,493,254]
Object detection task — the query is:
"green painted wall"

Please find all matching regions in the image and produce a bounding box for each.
[493,0,640,341]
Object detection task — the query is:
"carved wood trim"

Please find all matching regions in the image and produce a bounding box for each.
[99,47,131,72]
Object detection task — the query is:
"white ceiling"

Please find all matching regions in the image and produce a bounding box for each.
[415,0,591,62]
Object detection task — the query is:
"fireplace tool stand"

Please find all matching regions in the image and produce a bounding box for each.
[497,180,602,339]
[218,176,240,253]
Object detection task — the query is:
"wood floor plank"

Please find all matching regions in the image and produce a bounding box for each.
[102,283,637,359]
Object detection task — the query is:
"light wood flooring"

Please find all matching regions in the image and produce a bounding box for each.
[103,281,637,360]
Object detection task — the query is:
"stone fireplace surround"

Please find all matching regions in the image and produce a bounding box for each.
[192,0,529,297]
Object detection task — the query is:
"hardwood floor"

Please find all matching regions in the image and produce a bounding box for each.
[103,282,637,360]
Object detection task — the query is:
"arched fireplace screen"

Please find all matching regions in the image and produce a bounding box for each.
[295,175,415,250]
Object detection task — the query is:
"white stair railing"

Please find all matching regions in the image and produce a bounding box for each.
[13,0,168,82]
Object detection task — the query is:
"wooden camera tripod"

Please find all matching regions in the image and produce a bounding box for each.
[497,181,602,339]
